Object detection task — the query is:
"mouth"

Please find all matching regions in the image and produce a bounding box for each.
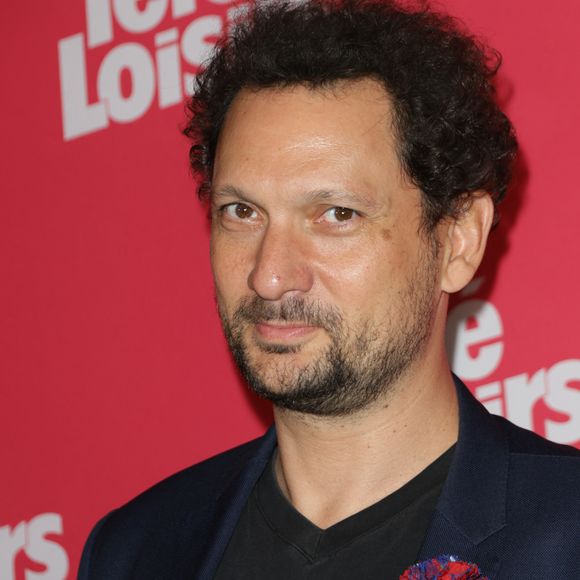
[254,321,320,342]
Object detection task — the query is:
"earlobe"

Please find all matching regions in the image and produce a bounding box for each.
[440,193,494,294]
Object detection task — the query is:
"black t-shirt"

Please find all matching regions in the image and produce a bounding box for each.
[215,445,455,580]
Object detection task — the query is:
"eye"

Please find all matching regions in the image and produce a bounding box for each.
[221,203,258,222]
[321,206,358,224]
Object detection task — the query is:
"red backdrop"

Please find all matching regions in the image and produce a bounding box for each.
[1,1,579,577]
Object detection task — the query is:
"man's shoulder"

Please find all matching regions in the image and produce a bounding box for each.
[493,414,579,509]
[487,416,580,571]
[494,413,580,459]
[113,431,271,526]
[79,431,274,579]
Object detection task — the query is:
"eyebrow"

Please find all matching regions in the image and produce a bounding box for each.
[211,185,249,201]
[303,188,381,212]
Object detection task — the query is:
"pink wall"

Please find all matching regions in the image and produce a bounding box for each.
[1,1,579,577]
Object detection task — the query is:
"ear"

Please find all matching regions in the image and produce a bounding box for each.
[440,193,494,294]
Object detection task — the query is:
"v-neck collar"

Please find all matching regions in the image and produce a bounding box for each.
[255,445,455,561]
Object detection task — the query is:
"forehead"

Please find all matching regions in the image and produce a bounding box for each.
[212,78,412,207]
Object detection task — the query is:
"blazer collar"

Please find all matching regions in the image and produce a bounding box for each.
[417,376,509,577]
[197,427,277,580]
[437,376,508,542]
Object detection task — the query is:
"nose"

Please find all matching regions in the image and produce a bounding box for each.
[248,224,314,301]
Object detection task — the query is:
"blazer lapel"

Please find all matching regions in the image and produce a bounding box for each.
[417,377,509,578]
[196,427,277,580]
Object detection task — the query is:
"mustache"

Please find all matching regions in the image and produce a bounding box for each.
[232,296,343,329]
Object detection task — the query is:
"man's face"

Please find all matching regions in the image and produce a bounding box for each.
[210,79,442,416]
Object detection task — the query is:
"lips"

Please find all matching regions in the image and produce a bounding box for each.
[255,322,319,341]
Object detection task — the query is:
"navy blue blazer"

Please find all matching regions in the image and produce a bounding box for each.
[79,378,580,579]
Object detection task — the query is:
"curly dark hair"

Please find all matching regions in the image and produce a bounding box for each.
[183,0,517,229]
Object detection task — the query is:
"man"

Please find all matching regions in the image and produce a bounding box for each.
[79,1,580,578]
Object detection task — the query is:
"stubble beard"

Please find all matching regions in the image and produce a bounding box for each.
[219,250,439,417]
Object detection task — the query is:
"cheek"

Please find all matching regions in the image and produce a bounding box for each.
[210,234,254,304]
[312,233,412,316]
[315,241,388,300]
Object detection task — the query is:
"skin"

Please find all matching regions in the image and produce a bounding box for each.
[210,79,494,528]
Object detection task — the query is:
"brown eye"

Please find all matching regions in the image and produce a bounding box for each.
[333,207,354,221]
[319,206,359,225]
[234,204,254,219]
[221,203,257,221]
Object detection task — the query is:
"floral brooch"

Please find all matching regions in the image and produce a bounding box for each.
[400,555,489,579]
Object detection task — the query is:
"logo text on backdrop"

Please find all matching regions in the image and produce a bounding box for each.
[58,0,240,140]
[448,278,580,445]
[0,513,69,580]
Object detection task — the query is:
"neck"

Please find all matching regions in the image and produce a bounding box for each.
[272,356,458,529]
